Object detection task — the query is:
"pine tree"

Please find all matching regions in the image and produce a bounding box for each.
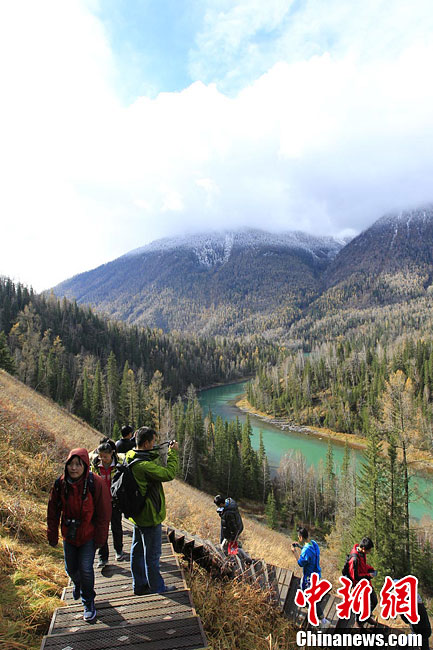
[91,362,104,430]
[350,426,384,573]
[105,351,119,434]
[324,439,336,517]
[0,331,15,373]
[112,421,121,441]
[258,431,270,503]
[265,490,278,529]
[240,416,259,499]
[380,370,415,570]
[82,366,91,422]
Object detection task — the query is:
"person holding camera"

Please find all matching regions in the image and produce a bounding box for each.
[291,526,330,628]
[125,427,178,596]
[47,448,112,622]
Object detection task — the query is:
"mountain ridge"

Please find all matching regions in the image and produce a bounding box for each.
[52,205,433,338]
[53,227,346,336]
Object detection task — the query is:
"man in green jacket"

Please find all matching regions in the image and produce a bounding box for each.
[126,426,179,595]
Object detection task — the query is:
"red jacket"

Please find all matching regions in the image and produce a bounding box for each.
[348,543,375,584]
[47,448,112,548]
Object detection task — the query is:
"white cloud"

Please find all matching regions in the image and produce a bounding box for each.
[1,0,433,291]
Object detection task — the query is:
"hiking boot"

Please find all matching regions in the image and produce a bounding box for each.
[115,551,125,561]
[83,601,96,622]
[72,583,80,600]
[97,558,108,569]
[163,585,177,593]
[134,584,150,596]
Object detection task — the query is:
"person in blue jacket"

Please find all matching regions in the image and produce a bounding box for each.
[291,526,330,627]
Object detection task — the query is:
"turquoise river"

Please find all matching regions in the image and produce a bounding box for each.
[198,381,433,521]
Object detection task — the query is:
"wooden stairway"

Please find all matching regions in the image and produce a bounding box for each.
[40,520,207,650]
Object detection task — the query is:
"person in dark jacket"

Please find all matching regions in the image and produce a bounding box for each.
[115,425,135,454]
[47,448,112,622]
[291,526,330,627]
[214,495,252,562]
[347,537,378,626]
[398,582,431,650]
[90,441,124,567]
[214,495,244,543]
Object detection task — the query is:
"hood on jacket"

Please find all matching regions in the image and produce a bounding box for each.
[224,498,238,511]
[64,448,90,480]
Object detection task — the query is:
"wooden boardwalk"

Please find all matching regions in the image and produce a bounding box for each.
[41,520,207,650]
[167,527,413,642]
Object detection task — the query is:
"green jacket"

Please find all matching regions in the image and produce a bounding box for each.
[125,447,178,527]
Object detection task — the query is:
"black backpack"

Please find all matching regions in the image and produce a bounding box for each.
[342,552,357,578]
[110,459,147,518]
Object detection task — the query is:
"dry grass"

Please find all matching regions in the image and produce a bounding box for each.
[0,369,300,649]
[0,369,101,452]
[0,370,102,649]
[184,562,296,649]
[165,480,297,571]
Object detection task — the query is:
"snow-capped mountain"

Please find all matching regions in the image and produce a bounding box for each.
[126,228,346,268]
[53,228,346,337]
[52,206,433,337]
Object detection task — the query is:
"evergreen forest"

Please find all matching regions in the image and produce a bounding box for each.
[1,274,433,596]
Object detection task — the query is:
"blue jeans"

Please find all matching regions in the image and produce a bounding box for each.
[130,523,165,594]
[63,539,96,607]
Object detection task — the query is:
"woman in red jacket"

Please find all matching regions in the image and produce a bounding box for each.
[47,448,112,622]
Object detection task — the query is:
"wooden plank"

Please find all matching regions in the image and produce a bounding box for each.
[283,574,305,626]
[277,569,293,610]
[51,591,196,634]
[63,572,186,604]
[41,615,207,650]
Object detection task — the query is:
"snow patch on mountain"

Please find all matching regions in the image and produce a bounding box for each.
[126,228,346,268]
[374,204,433,232]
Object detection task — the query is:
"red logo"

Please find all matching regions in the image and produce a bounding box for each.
[337,577,372,622]
[295,573,332,626]
[380,575,419,624]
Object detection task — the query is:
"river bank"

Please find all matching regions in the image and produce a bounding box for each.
[236,397,433,475]
[198,375,253,392]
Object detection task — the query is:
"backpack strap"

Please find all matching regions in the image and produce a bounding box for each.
[87,471,95,496]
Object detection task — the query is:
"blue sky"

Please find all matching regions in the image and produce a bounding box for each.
[95,0,200,99]
[1,0,433,290]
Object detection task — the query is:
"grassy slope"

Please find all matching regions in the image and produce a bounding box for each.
[0,370,294,649]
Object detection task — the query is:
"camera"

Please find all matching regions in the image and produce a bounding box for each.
[65,518,81,542]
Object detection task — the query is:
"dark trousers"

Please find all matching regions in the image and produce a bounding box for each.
[403,603,431,650]
[98,504,123,561]
[355,587,378,624]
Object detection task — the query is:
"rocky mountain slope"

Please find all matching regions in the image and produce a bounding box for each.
[53,206,433,339]
[53,228,346,336]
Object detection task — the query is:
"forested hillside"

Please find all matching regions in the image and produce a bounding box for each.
[0,277,278,437]
[51,207,433,343]
[53,229,345,337]
[249,333,433,449]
